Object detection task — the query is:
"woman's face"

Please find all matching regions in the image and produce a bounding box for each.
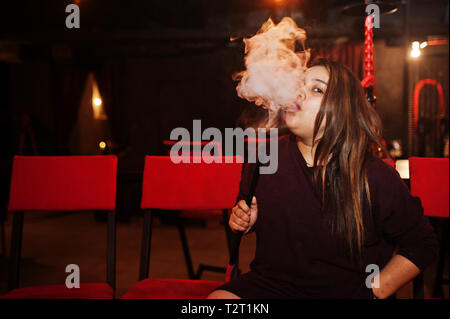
[284,65,329,144]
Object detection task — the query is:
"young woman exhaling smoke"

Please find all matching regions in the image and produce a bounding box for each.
[208,58,438,299]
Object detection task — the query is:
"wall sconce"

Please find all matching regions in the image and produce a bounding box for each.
[92,76,107,120]
[410,41,421,58]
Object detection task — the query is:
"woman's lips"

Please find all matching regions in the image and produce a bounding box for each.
[285,103,302,113]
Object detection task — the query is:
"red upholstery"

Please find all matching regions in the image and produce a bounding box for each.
[163,140,223,157]
[121,279,223,299]
[8,156,117,211]
[409,157,449,218]
[141,156,242,210]
[0,283,113,299]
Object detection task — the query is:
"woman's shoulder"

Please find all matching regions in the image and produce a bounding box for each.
[366,155,408,193]
[261,133,292,156]
[277,133,294,149]
[278,133,292,144]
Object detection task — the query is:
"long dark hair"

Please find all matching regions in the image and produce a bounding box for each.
[309,58,388,263]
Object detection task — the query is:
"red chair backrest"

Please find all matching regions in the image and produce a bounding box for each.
[141,156,242,210]
[409,157,449,218]
[8,156,118,211]
[163,140,223,157]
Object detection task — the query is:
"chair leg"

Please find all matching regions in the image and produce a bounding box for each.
[176,217,196,280]
[0,220,5,257]
[139,210,153,281]
[107,210,116,292]
[196,264,227,279]
[178,210,240,280]
[9,211,24,291]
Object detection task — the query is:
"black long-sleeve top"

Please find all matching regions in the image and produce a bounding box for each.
[233,134,438,298]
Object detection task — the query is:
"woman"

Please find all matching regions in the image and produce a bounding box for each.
[208,58,438,299]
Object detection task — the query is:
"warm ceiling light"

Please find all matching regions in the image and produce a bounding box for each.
[411,50,421,58]
[410,41,421,58]
[93,97,102,106]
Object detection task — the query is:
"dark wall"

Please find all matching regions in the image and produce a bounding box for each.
[125,47,247,156]
[374,39,408,154]
[6,45,250,158]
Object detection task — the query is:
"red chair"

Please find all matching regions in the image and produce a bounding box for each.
[409,157,449,218]
[409,157,449,299]
[1,155,117,299]
[162,141,232,279]
[122,156,242,298]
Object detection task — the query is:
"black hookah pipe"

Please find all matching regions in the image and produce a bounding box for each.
[228,160,260,280]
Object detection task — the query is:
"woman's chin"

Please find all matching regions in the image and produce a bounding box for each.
[284,114,299,130]
[284,123,301,137]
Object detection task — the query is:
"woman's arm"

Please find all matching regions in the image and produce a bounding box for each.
[371,254,420,299]
[368,159,439,298]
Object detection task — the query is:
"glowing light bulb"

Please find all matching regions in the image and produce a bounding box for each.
[410,41,421,58]
[411,50,421,58]
[93,97,102,106]
[99,141,106,150]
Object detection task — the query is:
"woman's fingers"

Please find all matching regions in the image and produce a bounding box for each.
[229,219,247,232]
[237,200,250,215]
[233,206,250,222]
[229,204,252,231]
[231,211,249,227]
[251,196,257,207]
[228,198,258,232]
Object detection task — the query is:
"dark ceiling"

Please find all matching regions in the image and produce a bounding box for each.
[0,0,448,58]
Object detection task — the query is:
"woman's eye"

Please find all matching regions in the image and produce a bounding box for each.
[312,87,324,94]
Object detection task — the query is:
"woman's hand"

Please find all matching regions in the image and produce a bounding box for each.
[229,196,258,234]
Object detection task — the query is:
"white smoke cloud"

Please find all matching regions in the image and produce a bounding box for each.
[235,17,310,128]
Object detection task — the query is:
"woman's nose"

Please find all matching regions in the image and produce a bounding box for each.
[297,88,306,102]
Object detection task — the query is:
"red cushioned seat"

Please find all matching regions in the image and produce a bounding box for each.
[1,283,113,299]
[122,279,223,299]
